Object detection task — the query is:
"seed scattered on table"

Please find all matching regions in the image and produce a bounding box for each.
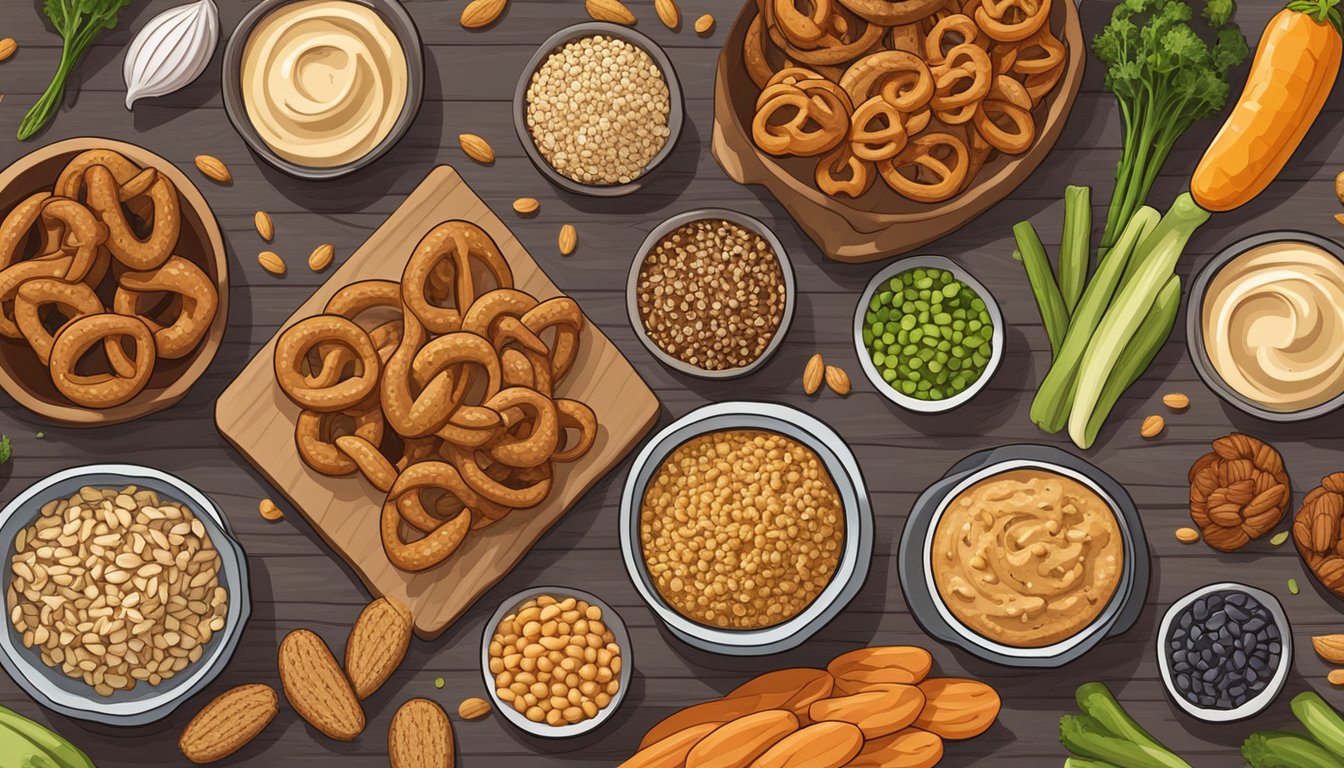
[0,38,17,63]
[259,499,283,522]
[254,211,274,241]
[194,154,232,184]
[1329,670,1344,686]
[434,676,444,689]
[803,353,825,395]
[525,35,670,186]
[513,197,539,216]
[1163,392,1190,411]
[1175,527,1200,544]
[307,243,334,272]
[458,696,491,720]
[258,250,286,276]
[1289,578,1300,595]
[558,224,577,256]
[1164,589,1282,711]
[825,365,851,397]
[1270,531,1289,546]
[1141,414,1165,439]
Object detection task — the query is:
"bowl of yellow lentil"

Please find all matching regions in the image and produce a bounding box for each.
[619,402,873,655]
[481,586,631,737]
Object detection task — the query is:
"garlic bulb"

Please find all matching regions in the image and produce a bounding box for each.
[123,0,219,109]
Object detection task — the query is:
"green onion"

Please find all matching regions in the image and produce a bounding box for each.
[1059,185,1092,313]
[1014,222,1069,358]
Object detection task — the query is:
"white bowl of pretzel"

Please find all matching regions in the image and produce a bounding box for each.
[271,220,598,573]
[0,138,227,424]
[712,0,1084,262]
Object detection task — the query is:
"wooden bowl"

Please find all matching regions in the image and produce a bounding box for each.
[0,137,228,426]
[711,0,1086,264]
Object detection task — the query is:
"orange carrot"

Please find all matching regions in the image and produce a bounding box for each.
[1190,0,1343,212]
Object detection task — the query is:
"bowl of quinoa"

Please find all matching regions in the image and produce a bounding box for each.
[515,23,684,196]
[627,209,795,378]
[619,401,872,655]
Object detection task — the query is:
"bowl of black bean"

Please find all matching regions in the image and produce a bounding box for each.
[1157,582,1291,722]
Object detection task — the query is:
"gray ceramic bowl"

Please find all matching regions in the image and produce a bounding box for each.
[626,209,796,379]
[0,465,250,726]
[481,586,631,738]
[513,22,684,197]
[620,402,873,656]
[853,255,1004,413]
[1187,230,1344,422]
[898,445,1149,667]
[1157,582,1291,722]
[221,0,425,179]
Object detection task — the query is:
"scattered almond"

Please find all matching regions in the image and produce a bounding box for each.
[825,365,851,397]
[586,0,637,25]
[458,696,491,720]
[803,354,825,395]
[258,251,286,276]
[459,133,495,164]
[178,684,278,764]
[513,197,540,215]
[1313,635,1344,665]
[389,699,453,768]
[0,39,17,63]
[259,499,284,521]
[654,0,680,28]
[308,243,335,272]
[1162,392,1189,412]
[1335,170,1344,203]
[195,154,232,184]
[254,210,274,241]
[558,224,577,256]
[1330,669,1344,686]
[460,0,507,28]
[1175,527,1200,544]
[1335,213,1344,227]
[278,629,365,741]
[694,14,715,33]
[345,597,412,700]
[1140,414,1165,439]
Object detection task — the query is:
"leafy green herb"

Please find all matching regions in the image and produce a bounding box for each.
[1092,0,1249,251]
[18,0,132,140]
[0,436,10,464]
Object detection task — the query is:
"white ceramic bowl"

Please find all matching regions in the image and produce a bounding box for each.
[481,586,632,737]
[1157,582,1291,722]
[626,209,797,379]
[0,465,250,726]
[853,255,1003,413]
[620,402,873,655]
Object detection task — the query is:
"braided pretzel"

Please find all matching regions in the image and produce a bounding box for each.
[923,13,982,63]
[49,314,157,409]
[973,99,1035,154]
[876,131,970,202]
[296,408,386,476]
[84,164,177,271]
[380,462,474,572]
[774,0,834,47]
[931,43,993,123]
[753,80,853,157]
[850,97,911,161]
[815,144,876,197]
[14,278,106,365]
[836,0,951,24]
[839,51,934,111]
[971,0,1051,42]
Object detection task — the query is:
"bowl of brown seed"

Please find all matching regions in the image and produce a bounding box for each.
[514,22,684,196]
[0,465,249,726]
[627,209,796,379]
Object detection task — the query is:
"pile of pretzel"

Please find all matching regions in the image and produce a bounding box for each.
[0,148,218,408]
[273,221,598,573]
[745,0,1067,203]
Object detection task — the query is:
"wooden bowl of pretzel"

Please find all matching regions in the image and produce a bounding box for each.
[0,137,227,425]
[712,0,1084,263]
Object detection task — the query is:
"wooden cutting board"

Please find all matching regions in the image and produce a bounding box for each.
[215,166,660,639]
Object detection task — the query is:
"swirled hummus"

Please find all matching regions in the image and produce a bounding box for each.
[1202,242,1344,412]
[931,468,1123,648]
[240,0,408,168]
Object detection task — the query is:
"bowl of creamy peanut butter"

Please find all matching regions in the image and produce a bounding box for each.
[222,0,424,179]
[1188,231,1344,422]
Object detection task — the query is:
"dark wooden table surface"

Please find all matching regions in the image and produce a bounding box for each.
[1,0,1343,765]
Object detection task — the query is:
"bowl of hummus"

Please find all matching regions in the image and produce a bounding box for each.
[1188,231,1344,421]
[898,445,1149,667]
[222,0,424,179]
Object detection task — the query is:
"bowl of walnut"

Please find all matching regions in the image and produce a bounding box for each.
[0,465,250,726]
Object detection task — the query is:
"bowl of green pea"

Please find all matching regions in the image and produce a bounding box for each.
[853,256,1002,413]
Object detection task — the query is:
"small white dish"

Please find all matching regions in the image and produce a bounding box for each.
[853,255,1003,413]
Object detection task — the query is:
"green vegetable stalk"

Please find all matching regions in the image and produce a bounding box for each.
[18,0,132,141]
[1060,715,1191,768]
[1014,222,1070,358]
[1293,692,1344,760]
[1059,185,1092,313]
[1091,0,1249,251]
[0,705,94,768]
[1243,731,1344,768]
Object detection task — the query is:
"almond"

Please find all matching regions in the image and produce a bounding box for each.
[389,698,454,768]
[1162,392,1190,411]
[586,0,637,25]
[1140,414,1165,439]
[345,596,412,699]
[1313,635,1344,665]
[308,243,335,272]
[258,250,286,276]
[1331,669,1344,686]
[912,678,1000,741]
[808,684,925,739]
[1336,170,1344,204]
[279,629,365,741]
[1335,212,1344,227]
[460,0,506,28]
[459,133,495,164]
[824,365,851,396]
[685,709,799,768]
[194,154,232,184]
[457,696,491,720]
[1175,527,1200,544]
[848,728,944,768]
[254,211,274,241]
[752,722,864,768]
[694,14,715,33]
[803,354,825,395]
[513,197,540,215]
[558,224,577,256]
[654,0,680,28]
[259,499,284,521]
[0,39,18,64]
[178,684,278,764]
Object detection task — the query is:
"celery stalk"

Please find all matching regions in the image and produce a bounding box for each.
[1243,731,1344,768]
[1068,194,1208,448]
[1292,692,1344,760]
[1060,716,1190,768]
[1015,221,1070,358]
[1059,185,1092,313]
[1029,207,1159,433]
[1065,760,1123,768]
